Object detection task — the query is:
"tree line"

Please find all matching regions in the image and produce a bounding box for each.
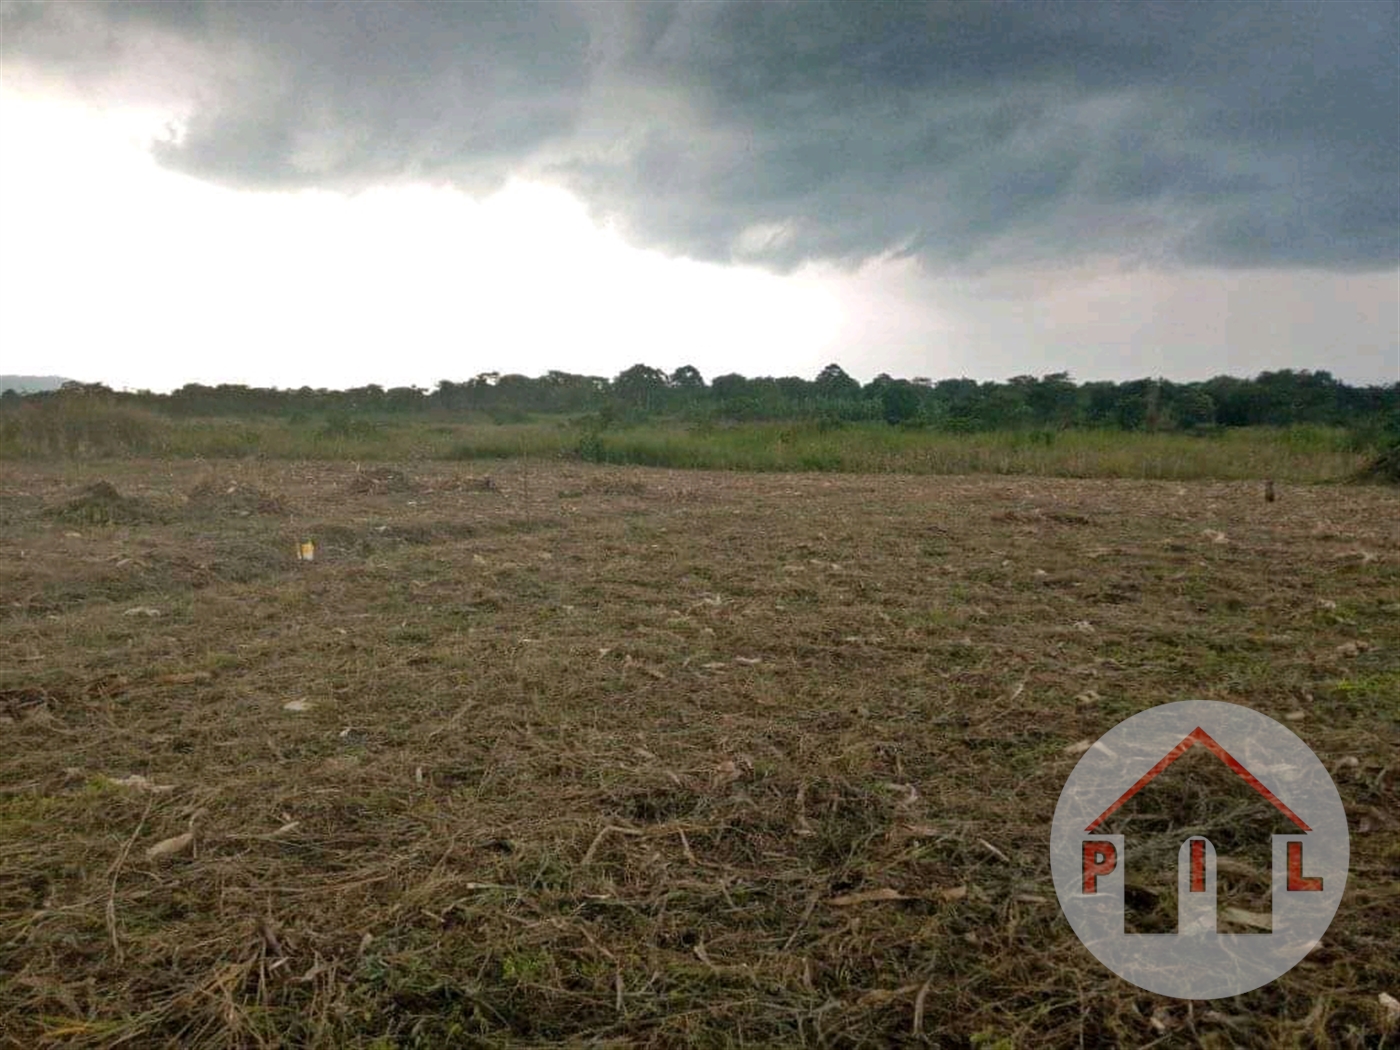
[6,365,1397,435]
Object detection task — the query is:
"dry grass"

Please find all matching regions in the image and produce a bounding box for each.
[1354,445,1400,484]
[1,460,1397,1049]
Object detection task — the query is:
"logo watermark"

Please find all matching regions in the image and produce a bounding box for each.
[1051,700,1348,999]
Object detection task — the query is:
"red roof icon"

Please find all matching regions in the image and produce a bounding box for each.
[1084,726,1310,834]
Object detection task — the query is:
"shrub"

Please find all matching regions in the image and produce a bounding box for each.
[319,414,384,440]
[0,396,170,458]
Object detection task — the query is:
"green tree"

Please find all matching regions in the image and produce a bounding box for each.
[613,364,670,412]
[1025,372,1078,427]
[711,374,751,402]
[814,363,860,400]
[866,374,923,425]
[1172,388,1217,429]
[670,365,705,390]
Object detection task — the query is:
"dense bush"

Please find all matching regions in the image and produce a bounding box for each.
[0,396,169,457]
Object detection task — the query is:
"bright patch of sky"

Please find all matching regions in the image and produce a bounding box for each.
[0,89,848,391]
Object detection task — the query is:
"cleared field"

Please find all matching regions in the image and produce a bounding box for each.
[1,461,1397,1048]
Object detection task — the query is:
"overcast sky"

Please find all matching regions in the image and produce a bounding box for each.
[1,0,1396,392]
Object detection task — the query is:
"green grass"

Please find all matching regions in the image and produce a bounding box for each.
[573,421,1369,481]
[0,399,1376,481]
[160,418,575,461]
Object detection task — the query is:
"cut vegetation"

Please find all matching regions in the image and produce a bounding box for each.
[1,460,1397,1048]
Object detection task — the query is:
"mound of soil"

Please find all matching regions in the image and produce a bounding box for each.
[1353,443,1400,484]
[44,481,160,525]
[186,480,290,517]
[344,467,418,494]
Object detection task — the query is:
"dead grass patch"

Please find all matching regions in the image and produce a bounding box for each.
[42,481,164,526]
[0,461,1396,1047]
[343,467,418,495]
[1353,444,1400,484]
[425,473,499,494]
[186,479,291,518]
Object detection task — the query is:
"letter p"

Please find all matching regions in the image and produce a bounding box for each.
[1082,840,1117,893]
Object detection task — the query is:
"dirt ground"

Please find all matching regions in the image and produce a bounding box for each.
[1,460,1397,1048]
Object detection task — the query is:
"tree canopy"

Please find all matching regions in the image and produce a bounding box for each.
[5,367,1395,435]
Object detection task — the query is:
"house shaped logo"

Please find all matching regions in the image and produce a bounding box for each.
[1051,701,1348,999]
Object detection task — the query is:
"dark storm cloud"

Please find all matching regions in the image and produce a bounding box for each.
[3,0,1396,271]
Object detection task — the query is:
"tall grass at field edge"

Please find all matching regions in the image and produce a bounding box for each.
[0,400,1374,481]
[572,422,1368,481]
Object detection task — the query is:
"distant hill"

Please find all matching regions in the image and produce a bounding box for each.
[0,375,74,394]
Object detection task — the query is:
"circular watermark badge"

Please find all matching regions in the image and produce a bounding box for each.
[1051,700,1348,999]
